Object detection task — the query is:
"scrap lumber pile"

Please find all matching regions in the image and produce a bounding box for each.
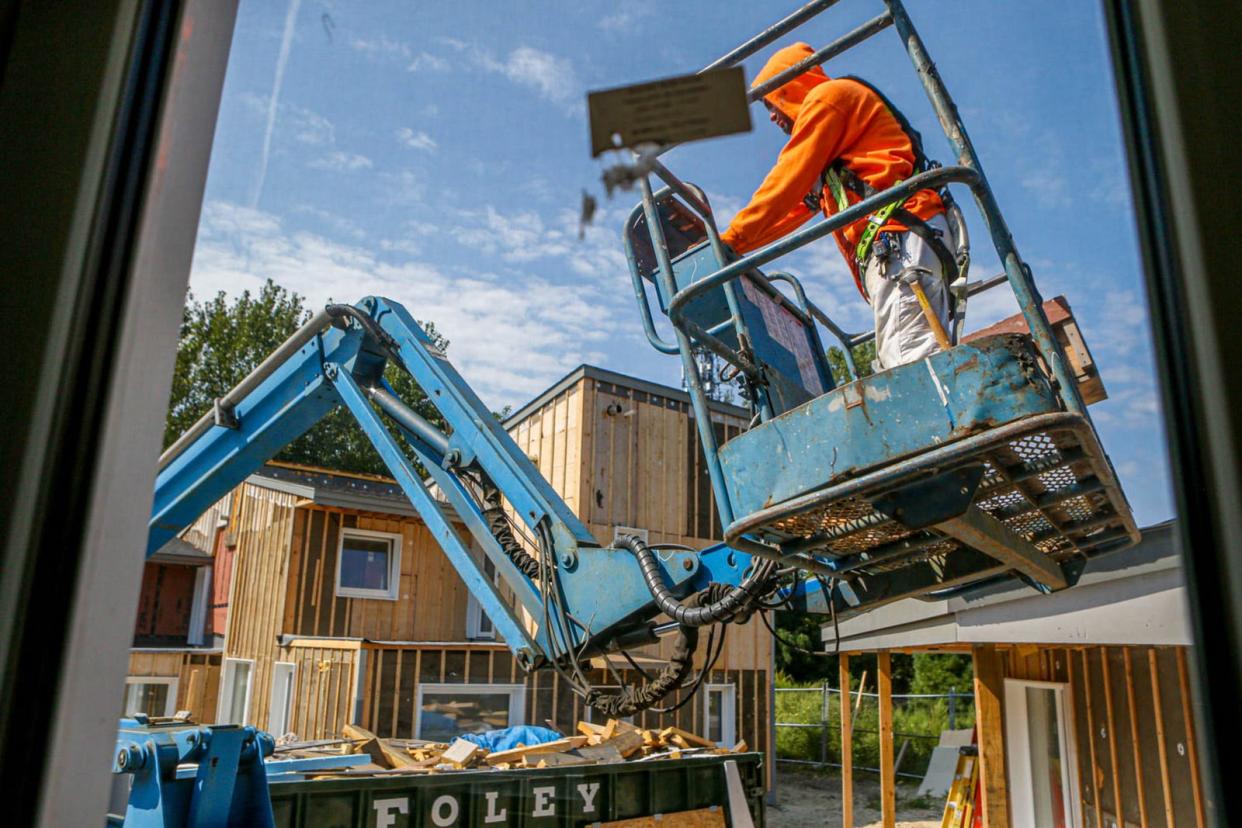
[273,721,748,779]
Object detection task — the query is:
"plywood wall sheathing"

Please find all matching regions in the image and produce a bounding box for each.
[507,374,772,674]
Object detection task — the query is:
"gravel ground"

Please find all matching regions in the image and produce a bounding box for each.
[767,767,944,828]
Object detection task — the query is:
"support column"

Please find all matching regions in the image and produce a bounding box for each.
[839,654,853,828]
[973,644,1009,828]
[878,651,895,828]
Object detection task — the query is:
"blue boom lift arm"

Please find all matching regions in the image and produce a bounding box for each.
[121,296,802,827]
[150,297,794,678]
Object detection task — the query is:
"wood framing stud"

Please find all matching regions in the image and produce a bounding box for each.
[1148,648,1175,828]
[877,652,895,828]
[839,654,853,828]
[972,645,1009,828]
[1080,650,1104,828]
[1175,648,1207,828]
[1100,648,1123,828]
[1122,648,1149,828]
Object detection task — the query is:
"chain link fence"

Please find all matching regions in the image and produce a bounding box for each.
[775,683,975,779]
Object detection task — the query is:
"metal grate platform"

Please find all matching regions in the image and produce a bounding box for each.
[727,412,1139,601]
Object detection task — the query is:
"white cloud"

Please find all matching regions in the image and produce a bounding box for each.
[189,201,626,407]
[379,169,424,205]
[427,40,581,114]
[349,35,411,61]
[449,206,573,262]
[597,3,654,33]
[379,238,421,255]
[496,47,578,107]
[310,151,373,171]
[286,105,335,146]
[395,127,437,153]
[598,10,644,32]
[238,95,336,147]
[294,205,366,240]
[1020,170,1073,209]
[407,51,449,73]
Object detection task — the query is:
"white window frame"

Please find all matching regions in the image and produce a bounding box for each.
[217,657,255,724]
[466,553,499,641]
[1004,678,1083,828]
[703,683,737,747]
[414,683,526,740]
[334,527,402,600]
[268,661,296,736]
[123,676,179,718]
[187,565,210,646]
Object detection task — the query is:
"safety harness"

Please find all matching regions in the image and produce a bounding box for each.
[803,75,961,300]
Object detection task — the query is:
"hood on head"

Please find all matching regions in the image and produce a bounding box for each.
[753,42,828,122]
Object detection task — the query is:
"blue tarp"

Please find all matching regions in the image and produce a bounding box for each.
[458,725,563,752]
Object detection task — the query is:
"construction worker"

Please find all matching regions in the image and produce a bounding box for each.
[721,42,958,371]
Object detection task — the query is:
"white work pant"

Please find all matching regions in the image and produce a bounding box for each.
[862,212,952,371]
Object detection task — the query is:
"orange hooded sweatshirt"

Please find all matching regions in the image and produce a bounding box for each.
[720,43,944,296]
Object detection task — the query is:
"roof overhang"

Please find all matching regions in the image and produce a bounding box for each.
[825,521,1191,652]
[245,469,454,521]
[503,363,751,427]
[150,537,213,566]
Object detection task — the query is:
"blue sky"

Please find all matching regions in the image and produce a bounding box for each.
[189,0,1173,526]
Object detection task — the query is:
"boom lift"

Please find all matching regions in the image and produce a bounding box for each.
[623,0,1139,615]
[116,0,1137,823]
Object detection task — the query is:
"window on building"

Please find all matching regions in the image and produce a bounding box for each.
[268,662,296,737]
[122,677,178,718]
[336,528,401,600]
[704,684,736,747]
[187,565,210,646]
[466,555,498,640]
[218,658,254,724]
[1004,679,1081,828]
[415,684,524,743]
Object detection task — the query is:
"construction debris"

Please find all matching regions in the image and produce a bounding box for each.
[441,738,483,769]
[273,719,744,779]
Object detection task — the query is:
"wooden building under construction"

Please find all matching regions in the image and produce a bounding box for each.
[828,521,1211,828]
[125,365,774,771]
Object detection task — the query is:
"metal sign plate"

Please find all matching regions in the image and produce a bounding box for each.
[587,67,752,156]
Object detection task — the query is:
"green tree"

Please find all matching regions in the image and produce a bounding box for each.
[826,340,877,385]
[773,611,835,682]
[910,652,973,695]
[166,281,449,476]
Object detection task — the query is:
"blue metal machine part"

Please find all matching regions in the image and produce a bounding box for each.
[623,0,1140,614]
[150,298,750,670]
[110,716,370,826]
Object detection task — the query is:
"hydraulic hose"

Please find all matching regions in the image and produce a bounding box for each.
[616,534,776,627]
[585,613,699,717]
[480,484,545,581]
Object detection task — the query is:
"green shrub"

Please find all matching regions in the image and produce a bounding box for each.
[773,672,975,777]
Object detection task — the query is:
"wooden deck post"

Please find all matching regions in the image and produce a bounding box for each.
[972,644,1009,828]
[878,651,896,828]
[839,653,853,828]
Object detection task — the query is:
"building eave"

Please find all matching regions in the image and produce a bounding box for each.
[824,521,1190,651]
[503,363,751,427]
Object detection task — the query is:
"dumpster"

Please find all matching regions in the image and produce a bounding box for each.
[269,752,766,827]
